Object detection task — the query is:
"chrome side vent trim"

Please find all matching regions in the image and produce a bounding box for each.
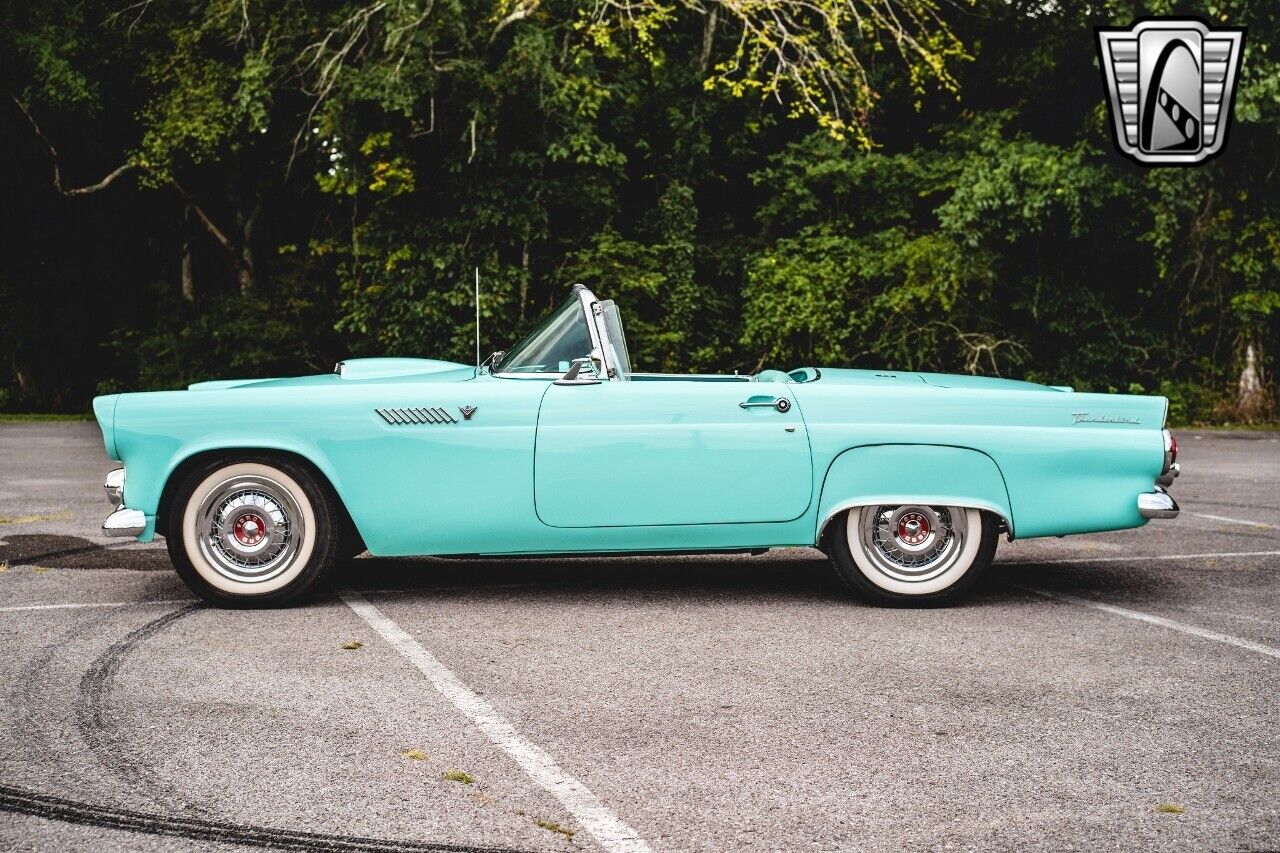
[376,407,458,425]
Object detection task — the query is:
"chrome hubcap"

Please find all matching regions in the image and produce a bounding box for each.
[858,505,967,584]
[196,475,304,584]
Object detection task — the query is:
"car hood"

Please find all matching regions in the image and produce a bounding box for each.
[187,357,475,391]
[809,368,1069,392]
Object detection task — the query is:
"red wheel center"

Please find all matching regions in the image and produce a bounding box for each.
[233,513,266,546]
[897,513,930,546]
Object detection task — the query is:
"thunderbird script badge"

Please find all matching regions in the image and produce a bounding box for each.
[1096,19,1245,165]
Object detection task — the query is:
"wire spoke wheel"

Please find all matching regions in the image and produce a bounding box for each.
[830,503,995,604]
[859,505,967,584]
[173,459,337,605]
[195,475,304,584]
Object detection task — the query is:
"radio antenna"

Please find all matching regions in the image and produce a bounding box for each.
[474,266,481,367]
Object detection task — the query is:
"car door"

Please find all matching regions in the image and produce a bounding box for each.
[534,380,812,527]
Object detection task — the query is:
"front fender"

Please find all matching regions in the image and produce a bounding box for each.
[815,444,1014,543]
[115,429,349,542]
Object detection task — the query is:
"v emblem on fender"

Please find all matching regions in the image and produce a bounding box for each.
[459,405,478,421]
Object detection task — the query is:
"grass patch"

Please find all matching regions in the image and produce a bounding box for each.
[534,818,575,839]
[0,413,93,422]
[32,566,49,574]
[1155,802,1185,814]
[0,511,73,525]
[441,769,474,784]
[401,748,427,761]
[341,640,364,650]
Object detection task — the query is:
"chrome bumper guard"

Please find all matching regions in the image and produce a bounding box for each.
[104,468,125,505]
[103,507,145,537]
[1138,487,1179,520]
[1156,462,1180,488]
[102,468,144,537]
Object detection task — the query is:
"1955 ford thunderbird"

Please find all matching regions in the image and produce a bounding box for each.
[93,285,1180,607]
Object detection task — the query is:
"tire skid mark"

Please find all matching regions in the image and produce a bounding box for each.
[75,604,206,814]
[0,784,535,853]
[8,611,119,780]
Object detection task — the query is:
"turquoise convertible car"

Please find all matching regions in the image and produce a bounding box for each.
[94,285,1180,607]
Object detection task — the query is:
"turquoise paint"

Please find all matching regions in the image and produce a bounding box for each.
[816,445,1013,539]
[95,359,1169,555]
[535,381,811,526]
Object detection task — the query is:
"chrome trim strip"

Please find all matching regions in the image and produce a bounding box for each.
[376,407,460,425]
[103,506,146,538]
[104,468,125,506]
[571,284,612,381]
[1138,488,1179,520]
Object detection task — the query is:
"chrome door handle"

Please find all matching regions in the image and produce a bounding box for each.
[740,397,791,413]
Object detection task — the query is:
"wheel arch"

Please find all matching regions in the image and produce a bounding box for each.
[815,444,1015,544]
[155,446,364,553]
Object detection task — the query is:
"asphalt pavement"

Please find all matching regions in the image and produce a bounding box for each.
[1,422,1278,852]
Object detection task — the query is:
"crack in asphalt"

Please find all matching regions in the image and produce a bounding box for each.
[0,784,537,853]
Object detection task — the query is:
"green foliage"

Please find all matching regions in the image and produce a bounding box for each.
[111,270,339,391]
[1,0,1277,425]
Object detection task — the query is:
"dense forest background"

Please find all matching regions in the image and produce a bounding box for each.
[1,0,1276,423]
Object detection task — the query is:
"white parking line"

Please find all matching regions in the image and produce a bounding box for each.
[1009,549,1280,565]
[1025,588,1280,660]
[1190,512,1280,531]
[0,598,194,613]
[341,591,653,853]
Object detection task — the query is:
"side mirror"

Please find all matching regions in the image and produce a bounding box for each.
[555,356,603,386]
[486,351,506,370]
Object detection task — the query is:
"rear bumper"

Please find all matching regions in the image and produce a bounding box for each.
[1138,487,1179,520]
[1156,462,1180,488]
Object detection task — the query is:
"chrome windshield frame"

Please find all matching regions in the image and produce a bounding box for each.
[492,284,622,382]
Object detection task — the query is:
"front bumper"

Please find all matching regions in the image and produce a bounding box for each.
[102,467,144,537]
[103,507,146,537]
[1138,487,1179,519]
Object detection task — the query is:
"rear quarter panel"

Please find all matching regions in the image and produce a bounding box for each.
[792,384,1167,540]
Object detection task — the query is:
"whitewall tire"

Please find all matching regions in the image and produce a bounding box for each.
[167,456,342,607]
[828,504,998,605]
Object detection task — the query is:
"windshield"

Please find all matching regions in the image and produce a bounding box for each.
[599,300,631,379]
[494,295,593,374]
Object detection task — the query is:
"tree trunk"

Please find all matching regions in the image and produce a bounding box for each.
[181,206,195,302]
[1235,342,1266,423]
[519,231,530,322]
[699,7,718,74]
[236,252,254,295]
[235,202,261,295]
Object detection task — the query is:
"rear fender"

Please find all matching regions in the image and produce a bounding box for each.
[816,444,1014,543]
